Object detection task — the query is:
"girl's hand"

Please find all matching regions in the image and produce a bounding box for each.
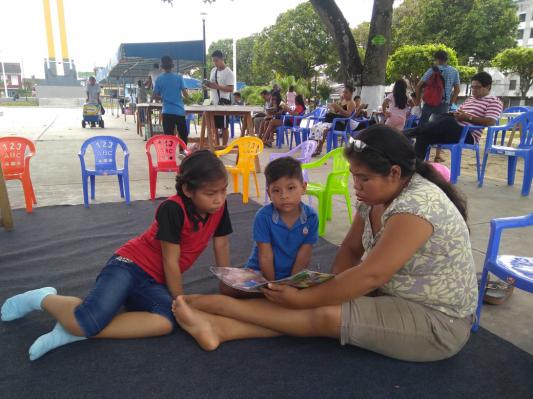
[262,284,306,308]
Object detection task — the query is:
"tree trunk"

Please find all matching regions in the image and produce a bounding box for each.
[359,0,394,110]
[362,0,393,86]
[309,0,363,87]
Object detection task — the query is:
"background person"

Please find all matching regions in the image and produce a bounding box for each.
[382,80,409,130]
[153,56,189,143]
[204,50,235,145]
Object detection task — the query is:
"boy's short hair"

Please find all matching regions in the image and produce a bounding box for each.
[234,92,241,97]
[265,157,303,186]
[161,56,173,70]
[211,50,224,59]
[434,50,448,62]
[353,95,361,100]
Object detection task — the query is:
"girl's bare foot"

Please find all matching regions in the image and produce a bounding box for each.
[172,296,220,351]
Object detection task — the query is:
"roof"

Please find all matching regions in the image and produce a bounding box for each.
[105,40,204,81]
[0,63,22,75]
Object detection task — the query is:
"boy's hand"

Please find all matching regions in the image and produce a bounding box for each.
[262,284,306,308]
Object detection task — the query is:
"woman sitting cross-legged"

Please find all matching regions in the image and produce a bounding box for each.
[262,94,306,147]
[172,125,479,362]
[407,71,502,160]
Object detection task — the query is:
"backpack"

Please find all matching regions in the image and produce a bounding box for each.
[422,66,445,107]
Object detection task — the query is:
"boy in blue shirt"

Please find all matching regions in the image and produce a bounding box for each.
[247,157,319,281]
[153,55,189,143]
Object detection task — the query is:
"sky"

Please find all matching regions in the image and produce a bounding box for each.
[0,0,375,79]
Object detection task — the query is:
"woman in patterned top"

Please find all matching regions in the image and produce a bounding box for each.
[172,125,478,362]
[407,71,502,159]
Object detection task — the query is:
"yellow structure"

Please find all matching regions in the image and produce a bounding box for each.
[42,0,70,64]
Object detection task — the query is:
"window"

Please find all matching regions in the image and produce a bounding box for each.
[530,28,533,38]
[509,80,517,90]
[517,29,524,40]
[519,13,526,22]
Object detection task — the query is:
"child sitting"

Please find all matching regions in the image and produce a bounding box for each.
[248,157,318,281]
[1,150,232,360]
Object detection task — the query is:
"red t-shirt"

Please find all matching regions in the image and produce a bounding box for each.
[115,195,227,283]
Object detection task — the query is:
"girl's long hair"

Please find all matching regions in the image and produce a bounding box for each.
[393,79,408,110]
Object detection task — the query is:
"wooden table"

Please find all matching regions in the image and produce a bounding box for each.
[0,162,14,230]
[136,103,263,149]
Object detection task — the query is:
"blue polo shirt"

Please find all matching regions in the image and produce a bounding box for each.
[421,65,460,104]
[153,72,186,116]
[247,203,319,280]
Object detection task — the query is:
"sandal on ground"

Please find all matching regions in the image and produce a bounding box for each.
[477,273,514,305]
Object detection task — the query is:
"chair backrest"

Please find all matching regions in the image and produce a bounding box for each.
[146,135,188,168]
[503,106,533,113]
[80,136,128,172]
[522,119,533,148]
[0,136,36,176]
[299,140,317,162]
[232,137,264,170]
[404,114,420,129]
[327,148,350,189]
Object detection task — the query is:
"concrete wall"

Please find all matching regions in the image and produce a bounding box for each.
[36,85,85,107]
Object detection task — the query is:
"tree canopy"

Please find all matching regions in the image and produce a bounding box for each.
[492,47,533,99]
[392,0,518,65]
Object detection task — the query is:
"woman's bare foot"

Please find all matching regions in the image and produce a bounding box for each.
[172,296,220,351]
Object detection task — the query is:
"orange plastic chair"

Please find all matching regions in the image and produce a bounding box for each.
[214,137,263,204]
[146,135,190,200]
[0,137,37,213]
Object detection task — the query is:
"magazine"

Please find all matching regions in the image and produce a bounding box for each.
[210,267,334,293]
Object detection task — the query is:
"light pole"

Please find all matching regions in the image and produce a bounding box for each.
[201,12,208,100]
[0,51,8,98]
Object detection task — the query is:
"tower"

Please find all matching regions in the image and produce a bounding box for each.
[42,0,78,85]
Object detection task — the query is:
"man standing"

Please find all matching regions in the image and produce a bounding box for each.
[204,50,235,145]
[152,56,189,143]
[415,50,460,161]
[86,76,105,116]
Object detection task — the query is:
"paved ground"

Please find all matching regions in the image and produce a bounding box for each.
[1,106,532,354]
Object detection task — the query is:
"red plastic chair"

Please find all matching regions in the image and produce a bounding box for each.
[0,137,37,213]
[145,135,189,200]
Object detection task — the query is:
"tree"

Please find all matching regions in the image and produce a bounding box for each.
[493,47,533,103]
[207,39,233,71]
[257,3,337,80]
[392,0,518,66]
[387,44,458,92]
[456,65,477,95]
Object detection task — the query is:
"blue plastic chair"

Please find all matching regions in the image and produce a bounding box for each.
[229,115,242,139]
[502,106,533,113]
[404,114,420,129]
[424,124,485,184]
[326,113,370,152]
[478,112,533,196]
[78,136,130,207]
[288,107,327,149]
[275,111,306,148]
[473,213,533,332]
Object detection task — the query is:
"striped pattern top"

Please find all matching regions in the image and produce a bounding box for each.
[458,95,503,142]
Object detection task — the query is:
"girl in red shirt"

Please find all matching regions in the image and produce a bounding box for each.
[262,94,306,147]
[1,150,232,360]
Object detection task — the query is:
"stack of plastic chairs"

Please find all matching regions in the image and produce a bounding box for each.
[0,137,37,213]
[215,137,263,204]
[146,135,189,200]
[78,136,130,207]
[302,147,352,236]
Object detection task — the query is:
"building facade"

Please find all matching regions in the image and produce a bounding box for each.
[0,62,23,97]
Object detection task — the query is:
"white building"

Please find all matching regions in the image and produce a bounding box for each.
[516,0,533,48]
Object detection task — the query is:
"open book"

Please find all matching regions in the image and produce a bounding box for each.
[210,267,334,293]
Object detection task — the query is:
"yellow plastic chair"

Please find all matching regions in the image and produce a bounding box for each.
[214,137,263,204]
[302,147,352,236]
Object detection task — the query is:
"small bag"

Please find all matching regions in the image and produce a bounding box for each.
[215,69,232,105]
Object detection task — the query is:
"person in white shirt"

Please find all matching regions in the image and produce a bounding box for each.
[86,77,100,104]
[148,63,161,93]
[204,50,235,145]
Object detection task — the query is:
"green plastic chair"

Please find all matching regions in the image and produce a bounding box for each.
[302,147,353,236]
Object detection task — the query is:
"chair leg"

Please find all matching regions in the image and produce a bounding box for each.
[344,190,353,224]
[252,172,260,198]
[118,174,125,198]
[232,172,239,193]
[242,172,249,204]
[478,152,489,188]
[473,267,490,332]
[21,177,33,213]
[326,195,333,221]
[507,156,517,186]
[82,175,89,208]
[123,172,131,205]
[318,193,327,236]
[90,175,96,199]
[149,170,157,201]
[521,155,532,196]
[450,148,461,184]
[475,147,481,182]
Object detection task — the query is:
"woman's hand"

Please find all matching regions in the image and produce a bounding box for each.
[262,284,307,308]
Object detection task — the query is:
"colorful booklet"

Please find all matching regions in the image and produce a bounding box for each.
[210,267,335,293]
